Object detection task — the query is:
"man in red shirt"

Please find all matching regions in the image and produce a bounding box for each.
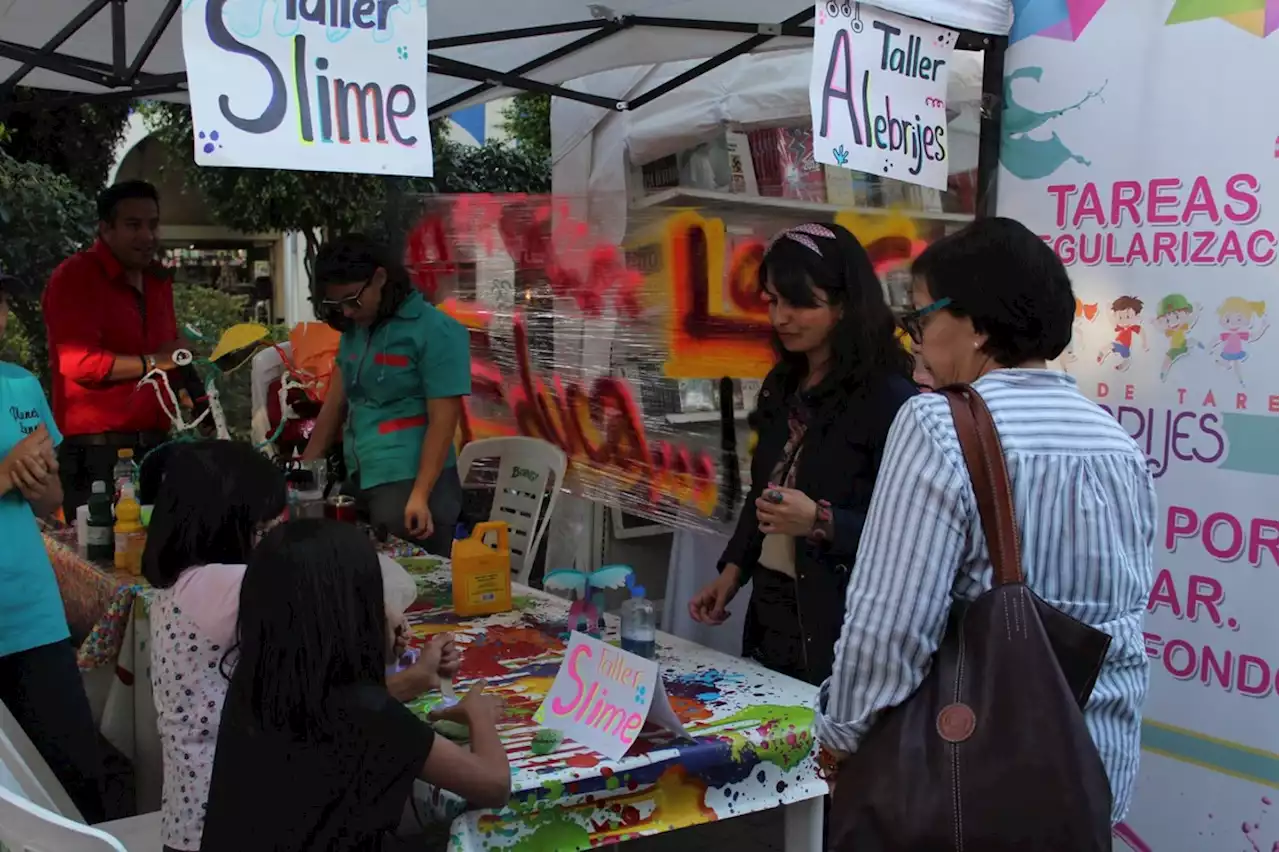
[43,180,185,521]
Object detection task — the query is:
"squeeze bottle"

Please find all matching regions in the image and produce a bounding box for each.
[86,481,115,563]
[113,483,146,575]
[449,521,513,617]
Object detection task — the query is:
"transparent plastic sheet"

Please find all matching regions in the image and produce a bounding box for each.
[403,179,975,535]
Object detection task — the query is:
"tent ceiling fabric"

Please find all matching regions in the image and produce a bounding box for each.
[0,1,1010,115]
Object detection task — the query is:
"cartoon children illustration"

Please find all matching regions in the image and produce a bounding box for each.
[1210,297,1269,386]
[1097,296,1148,371]
[1155,294,1204,381]
[1063,297,1099,363]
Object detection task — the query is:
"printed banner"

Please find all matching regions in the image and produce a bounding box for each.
[182,0,432,176]
[810,1,957,190]
[997,2,1278,849]
[534,632,688,761]
[404,193,968,534]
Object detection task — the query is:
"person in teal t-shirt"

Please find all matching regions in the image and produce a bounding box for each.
[302,235,471,555]
[0,270,105,822]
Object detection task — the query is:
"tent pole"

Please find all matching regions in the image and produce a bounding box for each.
[428,56,623,111]
[430,22,626,117]
[627,7,814,110]
[0,0,111,94]
[974,36,1007,219]
[111,0,128,79]
[127,0,183,83]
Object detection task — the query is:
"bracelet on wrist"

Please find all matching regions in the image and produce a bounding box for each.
[806,499,834,544]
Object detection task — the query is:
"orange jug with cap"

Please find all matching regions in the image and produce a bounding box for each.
[450,521,514,617]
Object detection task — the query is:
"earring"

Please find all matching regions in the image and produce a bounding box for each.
[973,340,982,350]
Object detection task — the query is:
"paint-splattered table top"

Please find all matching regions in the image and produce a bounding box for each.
[396,557,825,852]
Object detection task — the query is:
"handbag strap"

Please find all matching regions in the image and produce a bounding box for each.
[940,385,1023,587]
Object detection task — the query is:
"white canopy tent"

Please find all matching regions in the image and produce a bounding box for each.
[551,46,988,245]
[0,1,1010,115]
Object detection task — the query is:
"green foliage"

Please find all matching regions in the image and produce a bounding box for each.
[500,93,552,158]
[172,282,258,438]
[431,138,550,194]
[0,151,97,383]
[141,102,391,267]
[0,92,132,195]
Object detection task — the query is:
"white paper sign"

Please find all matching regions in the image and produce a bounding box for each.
[534,632,690,761]
[181,0,433,177]
[809,1,957,190]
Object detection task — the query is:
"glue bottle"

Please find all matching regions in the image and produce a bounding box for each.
[620,584,656,659]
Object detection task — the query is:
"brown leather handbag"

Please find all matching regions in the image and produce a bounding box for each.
[828,385,1114,852]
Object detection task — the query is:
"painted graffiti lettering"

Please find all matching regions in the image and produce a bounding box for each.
[445,305,721,519]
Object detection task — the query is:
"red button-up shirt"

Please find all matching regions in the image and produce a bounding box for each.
[42,240,178,436]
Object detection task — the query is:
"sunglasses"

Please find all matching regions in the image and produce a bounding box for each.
[900,297,953,344]
[320,276,374,315]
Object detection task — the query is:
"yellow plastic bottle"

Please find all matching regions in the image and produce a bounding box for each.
[113,483,146,576]
[450,521,513,617]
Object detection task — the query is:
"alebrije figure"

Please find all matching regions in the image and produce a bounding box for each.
[1211,297,1269,387]
[542,565,634,638]
[1097,296,1147,371]
[1154,294,1204,381]
[1063,297,1098,363]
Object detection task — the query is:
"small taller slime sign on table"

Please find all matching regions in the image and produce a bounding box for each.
[182,0,432,177]
[809,2,957,190]
[535,632,690,762]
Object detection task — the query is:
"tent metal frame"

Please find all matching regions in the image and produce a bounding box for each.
[0,3,1005,211]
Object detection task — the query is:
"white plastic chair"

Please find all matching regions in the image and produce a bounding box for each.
[0,700,162,851]
[0,784,133,852]
[457,437,567,585]
[250,342,289,448]
[0,700,80,821]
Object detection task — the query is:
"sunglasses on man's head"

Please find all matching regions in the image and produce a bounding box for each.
[900,297,953,344]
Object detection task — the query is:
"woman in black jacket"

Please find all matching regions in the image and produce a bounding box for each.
[688,222,917,685]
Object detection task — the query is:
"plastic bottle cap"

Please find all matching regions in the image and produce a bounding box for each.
[91,481,107,494]
[118,449,134,459]
[631,585,646,598]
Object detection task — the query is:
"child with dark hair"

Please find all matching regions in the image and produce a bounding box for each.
[200,520,510,852]
[145,442,457,852]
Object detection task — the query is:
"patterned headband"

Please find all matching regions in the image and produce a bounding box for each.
[766,223,837,258]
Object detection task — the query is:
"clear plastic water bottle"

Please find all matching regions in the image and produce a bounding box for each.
[112,448,138,503]
[620,584,657,659]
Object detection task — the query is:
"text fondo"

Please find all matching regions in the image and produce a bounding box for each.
[203,0,420,147]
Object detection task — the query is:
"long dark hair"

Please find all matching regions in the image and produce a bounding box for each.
[758,222,912,398]
[225,519,387,741]
[141,441,287,589]
[310,233,414,332]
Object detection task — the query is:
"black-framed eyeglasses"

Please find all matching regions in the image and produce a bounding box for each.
[320,276,373,315]
[900,297,953,344]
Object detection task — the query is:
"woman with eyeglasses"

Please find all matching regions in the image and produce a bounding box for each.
[687,223,917,686]
[144,441,459,852]
[814,218,1155,829]
[301,234,471,555]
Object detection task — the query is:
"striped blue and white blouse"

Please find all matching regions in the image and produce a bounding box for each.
[815,369,1156,823]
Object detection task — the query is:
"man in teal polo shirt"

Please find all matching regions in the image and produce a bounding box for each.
[302,235,471,554]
